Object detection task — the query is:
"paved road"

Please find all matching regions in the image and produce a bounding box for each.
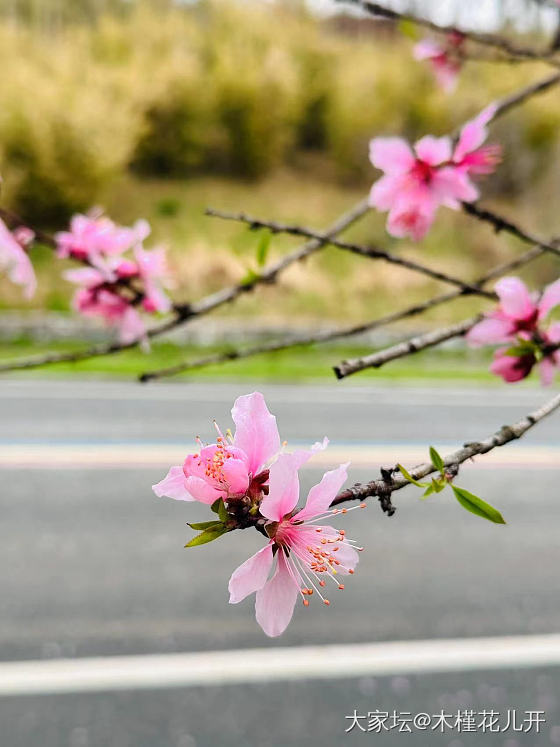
[0,380,559,746]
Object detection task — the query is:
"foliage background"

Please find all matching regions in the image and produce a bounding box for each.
[1,0,560,327]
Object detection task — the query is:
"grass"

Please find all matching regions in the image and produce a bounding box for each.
[0,338,519,385]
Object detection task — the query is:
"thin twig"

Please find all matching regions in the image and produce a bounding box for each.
[140,241,549,382]
[334,316,480,379]
[331,391,560,510]
[205,209,495,298]
[336,0,560,65]
[463,202,560,261]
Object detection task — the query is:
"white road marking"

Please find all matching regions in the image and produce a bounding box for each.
[0,443,558,469]
[2,633,560,696]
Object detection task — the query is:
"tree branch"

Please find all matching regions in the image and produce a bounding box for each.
[205,208,495,299]
[335,0,560,65]
[0,198,369,373]
[140,240,549,382]
[334,316,480,379]
[331,390,560,511]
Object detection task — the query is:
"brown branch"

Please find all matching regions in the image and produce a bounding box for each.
[331,390,560,512]
[336,0,560,65]
[205,209,495,299]
[140,239,549,382]
[463,202,560,261]
[0,199,369,373]
[334,316,480,379]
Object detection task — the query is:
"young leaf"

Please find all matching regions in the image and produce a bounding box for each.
[421,484,435,498]
[241,269,260,287]
[217,498,229,523]
[210,498,222,514]
[397,463,429,488]
[452,486,506,525]
[187,520,223,531]
[429,446,445,474]
[185,526,229,548]
[256,231,271,267]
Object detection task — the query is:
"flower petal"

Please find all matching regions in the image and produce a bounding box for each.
[414,135,452,166]
[495,277,536,320]
[232,392,281,475]
[228,544,274,604]
[183,476,224,505]
[221,457,250,495]
[255,551,300,637]
[368,138,415,174]
[259,452,302,522]
[538,279,560,320]
[466,315,515,347]
[293,463,349,522]
[152,465,194,501]
[454,104,497,162]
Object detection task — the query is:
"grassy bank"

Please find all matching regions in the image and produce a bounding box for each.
[0,338,510,384]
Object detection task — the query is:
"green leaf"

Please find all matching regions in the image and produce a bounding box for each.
[431,477,446,493]
[185,526,229,548]
[241,269,260,287]
[210,498,222,514]
[452,486,506,525]
[217,499,229,523]
[422,484,435,498]
[429,446,445,474]
[256,231,271,267]
[187,520,223,531]
[397,463,429,488]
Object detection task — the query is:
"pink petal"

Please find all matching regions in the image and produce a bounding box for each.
[539,357,557,386]
[228,544,274,604]
[63,267,106,287]
[369,174,404,211]
[538,279,560,320]
[293,463,349,522]
[495,277,536,320]
[259,452,301,522]
[183,476,225,505]
[232,392,281,475]
[221,458,250,495]
[118,307,147,345]
[386,203,435,241]
[466,316,515,347]
[454,104,497,162]
[546,322,560,344]
[414,136,452,166]
[368,138,415,175]
[490,348,534,383]
[255,551,300,637]
[432,167,478,205]
[152,465,194,501]
[413,39,443,61]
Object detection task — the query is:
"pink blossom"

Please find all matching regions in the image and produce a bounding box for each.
[453,105,502,177]
[153,392,324,506]
[369,106,500,241]
[228,454,362,637]
[468,276,560,385]
[64,266,147,344]
[414,34,464,93]
[55,211,149,269]
[134,245,171,313]
[0,218,36,298]
[467,277,557,347]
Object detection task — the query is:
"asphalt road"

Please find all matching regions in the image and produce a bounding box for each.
[0,380,559,746]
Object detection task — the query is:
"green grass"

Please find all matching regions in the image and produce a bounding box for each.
[0,338,521,386]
